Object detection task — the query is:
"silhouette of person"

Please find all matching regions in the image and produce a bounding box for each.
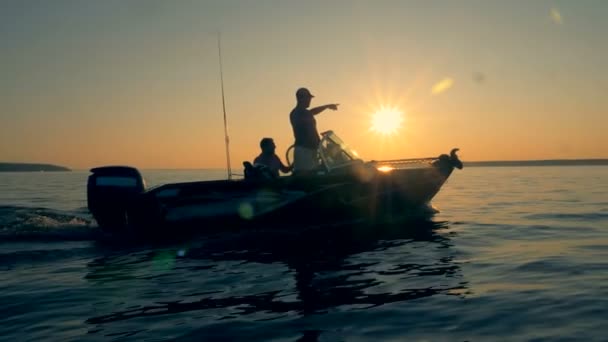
[253,137,292,178]
[289,87,339,174]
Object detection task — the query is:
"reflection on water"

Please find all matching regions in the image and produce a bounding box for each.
[3,167,606,340]
[84,220,467,337]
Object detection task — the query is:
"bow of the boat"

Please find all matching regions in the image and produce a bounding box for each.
[373,148,463,206]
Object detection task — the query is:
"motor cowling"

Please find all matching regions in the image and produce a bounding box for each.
[87,166,145,232]
[431,148,463,176]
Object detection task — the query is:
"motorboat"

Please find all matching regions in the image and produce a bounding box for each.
[87,131,462,236]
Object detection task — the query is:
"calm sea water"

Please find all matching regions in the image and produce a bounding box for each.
[1,167,607,341]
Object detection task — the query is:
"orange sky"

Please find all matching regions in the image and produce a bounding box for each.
[1,1,606,169]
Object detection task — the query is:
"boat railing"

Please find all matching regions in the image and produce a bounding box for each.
[368,157,437,169]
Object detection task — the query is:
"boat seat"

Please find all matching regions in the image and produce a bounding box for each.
[243,161,275,181]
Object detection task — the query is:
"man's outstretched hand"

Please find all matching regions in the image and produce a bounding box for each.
[311,103,340,115]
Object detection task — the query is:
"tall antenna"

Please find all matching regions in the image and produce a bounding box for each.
[217,32,232,180]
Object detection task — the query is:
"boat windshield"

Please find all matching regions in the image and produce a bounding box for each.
[318,131,362,170]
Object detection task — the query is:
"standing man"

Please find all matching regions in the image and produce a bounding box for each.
[289,87,339,174]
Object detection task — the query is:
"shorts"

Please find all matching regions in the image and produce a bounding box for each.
[293,146,319,172]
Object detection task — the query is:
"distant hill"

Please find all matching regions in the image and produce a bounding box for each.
[0,163,71,172]
[464,159,608,167]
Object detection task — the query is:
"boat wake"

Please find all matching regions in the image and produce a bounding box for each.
[0,202,442,243]
[0,205,99,241]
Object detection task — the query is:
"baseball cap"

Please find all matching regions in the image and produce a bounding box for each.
[296,87,314,99]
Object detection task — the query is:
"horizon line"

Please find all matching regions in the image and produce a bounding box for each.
[3,158,608,171]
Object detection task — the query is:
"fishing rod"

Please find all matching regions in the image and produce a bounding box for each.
[217,32,232,180]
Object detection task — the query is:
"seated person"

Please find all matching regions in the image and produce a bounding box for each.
[252,137,293,178]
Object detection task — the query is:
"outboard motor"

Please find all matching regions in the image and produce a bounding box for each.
[432,148,463,175]
[87,166,145,232]
[450,148,463,170]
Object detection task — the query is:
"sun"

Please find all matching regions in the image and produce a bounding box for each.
[370,107,404,135]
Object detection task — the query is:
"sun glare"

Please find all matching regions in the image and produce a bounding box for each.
[370,107,404,135]
[376,165,394,172]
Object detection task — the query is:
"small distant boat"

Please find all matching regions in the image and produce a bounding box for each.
[87,131,462,237]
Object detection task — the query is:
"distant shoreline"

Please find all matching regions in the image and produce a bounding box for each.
[0,163,71,172]
[464,159,608,167]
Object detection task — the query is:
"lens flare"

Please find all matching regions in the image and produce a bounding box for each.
[431,78,454,95]
[550,8,563,25]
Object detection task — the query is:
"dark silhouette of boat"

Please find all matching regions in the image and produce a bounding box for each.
[86,131,462,237]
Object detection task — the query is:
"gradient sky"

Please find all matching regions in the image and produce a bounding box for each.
[1,0,607,169]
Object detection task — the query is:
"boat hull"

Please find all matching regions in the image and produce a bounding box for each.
[87,147,462,238]
[120,164,453,235]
